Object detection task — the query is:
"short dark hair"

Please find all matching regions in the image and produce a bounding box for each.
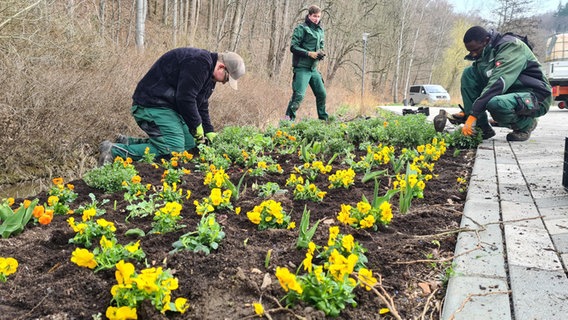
[308,5,321,15]
[463,26,490,43]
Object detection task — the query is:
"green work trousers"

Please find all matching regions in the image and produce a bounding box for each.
[285,68,328,121]
[461,66,549,132]
[111,105,196,161]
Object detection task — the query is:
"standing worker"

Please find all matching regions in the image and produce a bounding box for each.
[284,4,328,122]
[99,48,245,165]
[449,26,552,142]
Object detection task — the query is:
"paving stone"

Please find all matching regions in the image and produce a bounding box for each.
[461,200,500,225]
[504,225,563,271]
[496,163,525,184]
[550,233,568,254]
[452,225,506,278]
[508,265,568,320]
[544,217,568,235]
[498,183,532,203]
[441,276,510,320]
[535,196,568,208]
[500,200,543,228]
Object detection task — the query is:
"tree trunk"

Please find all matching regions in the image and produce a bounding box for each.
[135,0,145,50]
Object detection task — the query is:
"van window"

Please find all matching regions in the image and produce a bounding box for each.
[409,86,420,93]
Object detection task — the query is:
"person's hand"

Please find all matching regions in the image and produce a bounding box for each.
[194,124,204,140]
[308,51,318,59]
[206,132,218,142]
[462,115,477,136]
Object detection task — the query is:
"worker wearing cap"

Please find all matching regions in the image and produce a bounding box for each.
[99,48,245,164]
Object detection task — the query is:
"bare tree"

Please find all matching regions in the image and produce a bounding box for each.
[135,0,146,50]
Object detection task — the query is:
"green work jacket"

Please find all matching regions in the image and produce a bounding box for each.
[290,15,324,70]
[468,32,552,118]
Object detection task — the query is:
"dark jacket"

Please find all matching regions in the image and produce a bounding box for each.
[132,47,216,133]
[290,15,324,69]
[469,31,552,118]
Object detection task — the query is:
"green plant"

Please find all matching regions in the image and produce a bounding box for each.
[296,205,321,249]
[150,202,186,234]
[193,188,234,215]
[70,236,146,272]
[125,198,158,221]
[336,180,397,230]
[83,157,138,193]
[68,216,117,248]
[253,182,282,198]
[171,213,225,255]
[47,177,78,215]
[292,181,327,202]
[328,168,356,189]
[0,199,40,238]
[109,260,189,316]
[245,199,293,230]
[393,164,427,214]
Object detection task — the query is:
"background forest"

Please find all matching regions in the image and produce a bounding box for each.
[1,0,568,195]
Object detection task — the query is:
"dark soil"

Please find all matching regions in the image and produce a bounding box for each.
[0,147,475,320]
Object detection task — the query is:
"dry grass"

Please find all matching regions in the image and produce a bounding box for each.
[0,46,375,193]
[0,2,380,195]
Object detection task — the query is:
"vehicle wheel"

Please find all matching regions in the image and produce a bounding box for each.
[409,99,415,106]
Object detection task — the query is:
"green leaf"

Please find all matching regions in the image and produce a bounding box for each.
[124,228,146,237]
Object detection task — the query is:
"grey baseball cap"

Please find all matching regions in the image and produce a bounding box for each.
[221,52,246,90]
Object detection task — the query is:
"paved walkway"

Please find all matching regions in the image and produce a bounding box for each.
[380,106,568,320]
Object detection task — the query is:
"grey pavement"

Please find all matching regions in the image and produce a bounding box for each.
[380,105,568,320]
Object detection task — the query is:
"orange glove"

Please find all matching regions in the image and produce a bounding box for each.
[462,115,477,136]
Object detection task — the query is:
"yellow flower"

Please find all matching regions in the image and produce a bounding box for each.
[253,302,264,317]
[210,188,223,206]
[287,221,296,229]
[235,207,241,215]
[328,226,340,246]
[302,252,313,273]
[379,202,393,223]
[0,257,18,277]
[125,241,141,253]
[70,248,97,269]
[47,195,59,206]
[360,214,376,229]
[52,177,64,185]
[174,297,189,313]
[100,235,114,249]
[341,234,355,252]
[105,306,138,320]
[115,260,135,285]
[356,201,371,214]
[358,268,378,290]
[275,267,303,294]
[97,219,117,232]
[247,210,261,224]
[82,208,97,221]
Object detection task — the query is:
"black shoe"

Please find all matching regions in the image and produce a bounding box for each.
[115,134,129,144]
[482,127,496,139]
[506,119,537,142]
[98,141,114,166]
[506,131,531,141]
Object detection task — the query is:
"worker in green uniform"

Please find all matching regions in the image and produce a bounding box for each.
[98,49,245,165]
[284,4,328,121]
[449,26,552,142]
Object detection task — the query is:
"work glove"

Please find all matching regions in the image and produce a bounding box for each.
[206,132,218,142]
[461,115,477,136]
[194,124,204,140]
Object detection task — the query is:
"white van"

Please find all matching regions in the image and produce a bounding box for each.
[408,84,450,105]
